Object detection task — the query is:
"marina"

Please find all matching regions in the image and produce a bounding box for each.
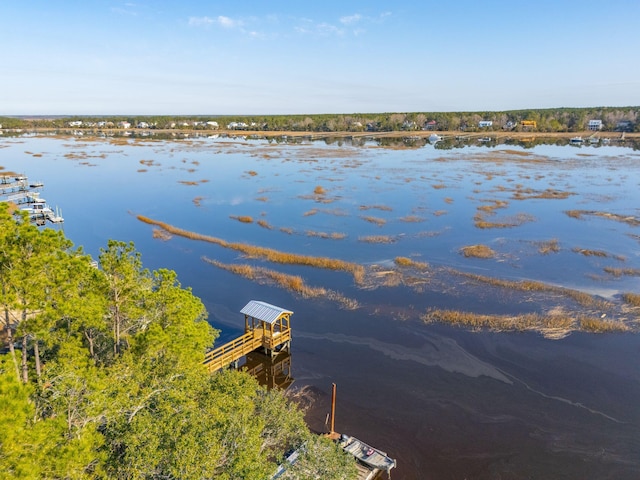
[0,173,63,224]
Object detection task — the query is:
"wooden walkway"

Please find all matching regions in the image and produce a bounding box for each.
[204,300,292,373]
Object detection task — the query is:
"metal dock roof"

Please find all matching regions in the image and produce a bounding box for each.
[240,300,293,324]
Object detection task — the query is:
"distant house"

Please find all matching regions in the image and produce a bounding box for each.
[402,120,417,130]
[588,120,603,131]
[478,121,493,128]
[227,122,248,130]
[503,121,517,130]
[521,120,537,129]
[616,120,634,132]
[68,121,83,127]
[423,120,437,130]
[118,121,131,129]
[206,121,219,129]
[137,122,150,129]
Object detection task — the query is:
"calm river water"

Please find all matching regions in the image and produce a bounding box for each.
[1,133,639,479]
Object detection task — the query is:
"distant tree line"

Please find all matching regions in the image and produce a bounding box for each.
[0,205,356,480]
[2,106,639,133]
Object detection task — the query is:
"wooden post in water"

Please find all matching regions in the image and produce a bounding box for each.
[330,383,336,435]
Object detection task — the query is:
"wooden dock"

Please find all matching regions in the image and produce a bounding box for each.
[204,300,292,373]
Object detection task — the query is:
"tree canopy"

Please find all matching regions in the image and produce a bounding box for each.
[0,204,356,479]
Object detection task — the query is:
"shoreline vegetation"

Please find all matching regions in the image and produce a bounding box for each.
[2,106,639,138]
[136,215,639,339]
[7,127,640,141]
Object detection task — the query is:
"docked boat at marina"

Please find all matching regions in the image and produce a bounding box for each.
[1,173,64,224]
[569,136,583,144]
[20,198,64,223]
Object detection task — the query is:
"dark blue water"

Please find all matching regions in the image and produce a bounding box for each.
[1,135,639,479]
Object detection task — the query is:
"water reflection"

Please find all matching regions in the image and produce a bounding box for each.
[239,350,294,391]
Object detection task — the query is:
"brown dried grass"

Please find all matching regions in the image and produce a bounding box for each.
[535,239,560,254]
[358,235,396,244]
[460,245,496,259]
[306,230,347,240]
[572,247,608,257]
[203,257,358,309]
[230,215,254,223]
[622,293,640,307]
[360,215,386,226]
[359,204,393,211]
[454,271,608,308]
[580,317,631,333]
[422,309,576,334]
[604,267,640,277]
[138,215,365,283]
[394,257,429,270]
[565,210,640,226]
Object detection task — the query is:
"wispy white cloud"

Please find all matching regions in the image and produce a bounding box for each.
[188,16,215,26]
[316,22,344,36]
[217,15,241,28]
[188,15,244,29]
[340,14,361,25]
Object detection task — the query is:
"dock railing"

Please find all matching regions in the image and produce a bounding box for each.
[203,326,292,373]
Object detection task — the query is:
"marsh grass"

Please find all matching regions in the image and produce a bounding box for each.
[257,219,273,229]
[399,215,424,223]
[421,309,576,336]
[306,230,347,240]
[622,293,640,307]
[138,215,365,282]
[474,212,535,229]
[152,229,172,241]
[358,235,397,244]
[565,210,640,226]
[604,267,640,277]
[461,245,496,258]
[535,239,560,254]
[279,227,294,235]
[359,204,393,211]
[454,271,609,308]
[246,170,258,176]
[192,196,205,207]
[230,215,254,223]
[394,257,429,269]
[360,215,386,226]
[313,185,326,195]
[203,257,358,309]
[572,247,608,257]
[580,317,631,332]
[512,188,573,200]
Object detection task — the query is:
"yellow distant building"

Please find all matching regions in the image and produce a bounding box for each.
[521,120,537,129]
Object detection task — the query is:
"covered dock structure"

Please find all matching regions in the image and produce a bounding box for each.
[204,300,292,373]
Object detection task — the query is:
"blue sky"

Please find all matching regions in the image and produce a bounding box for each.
[2,0,639,115]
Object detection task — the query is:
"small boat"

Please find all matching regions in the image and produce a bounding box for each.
[338,434,397,474]
[21,199,53,215]
[429,133,442,143]
[570,136,583,144]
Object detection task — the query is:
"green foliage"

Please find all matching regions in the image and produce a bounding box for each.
[0,205,354,479]
[4,107,639,134]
